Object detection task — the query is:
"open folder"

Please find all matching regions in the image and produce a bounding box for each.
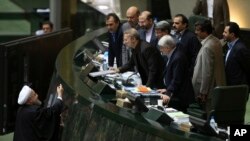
[89,70,116,77]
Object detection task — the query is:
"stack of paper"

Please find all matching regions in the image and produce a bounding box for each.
[167,111,189,123]
[89,70,116,77]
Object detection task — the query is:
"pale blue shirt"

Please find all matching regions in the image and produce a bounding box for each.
[225,38,239,62]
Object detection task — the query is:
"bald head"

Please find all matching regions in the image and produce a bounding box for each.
[126,6,140,28]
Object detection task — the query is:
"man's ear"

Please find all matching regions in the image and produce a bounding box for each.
[26,97,33,105]
[26,92,35,105]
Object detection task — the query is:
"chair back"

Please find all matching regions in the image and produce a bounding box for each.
[211,85,249,127]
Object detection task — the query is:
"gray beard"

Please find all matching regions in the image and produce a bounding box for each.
[34,99,42,106]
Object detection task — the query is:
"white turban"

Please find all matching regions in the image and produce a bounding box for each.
[18,85,33,105]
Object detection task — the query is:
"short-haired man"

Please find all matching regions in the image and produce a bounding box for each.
[223,22,250,90]
[106,13,123,67]
[155,20,171,40]
[157,35,195,112]
[115,28,165,89]
[42,21,53,34]
[138,11,158,47]
[172,14,201,78]
[192,20,226,112]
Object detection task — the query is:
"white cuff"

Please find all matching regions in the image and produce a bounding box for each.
[57,96,63,101]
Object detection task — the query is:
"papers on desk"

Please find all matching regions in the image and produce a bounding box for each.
[89,70,116,77]
[167,111,189,123]
[165,109,191,132]
[125,86,159,96]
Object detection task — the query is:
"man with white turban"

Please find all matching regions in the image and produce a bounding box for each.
[13,84,64,141]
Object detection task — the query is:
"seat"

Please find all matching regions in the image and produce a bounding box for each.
[210,85,249,128]
[188,85,249,138]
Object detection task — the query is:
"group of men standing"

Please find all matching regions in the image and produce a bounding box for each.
[12,2,250,141]
[105,5,250,114]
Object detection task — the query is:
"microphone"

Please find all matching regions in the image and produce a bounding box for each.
[123,72,137,86]
[113,75,123,90]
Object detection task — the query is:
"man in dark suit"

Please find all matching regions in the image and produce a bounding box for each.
[114,28,165,89]
[193,0,230,39]
[106,13,123,67]
[172,14,201,78]
[157,35,195,112]
[138,11,158,47]
[223,22,250,89]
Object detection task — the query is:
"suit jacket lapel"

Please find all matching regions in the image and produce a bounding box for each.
[225,40,238,66]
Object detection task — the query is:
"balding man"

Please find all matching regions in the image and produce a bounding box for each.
[121,6,141,65]
[122,6,140,31]
[138,11,158,47]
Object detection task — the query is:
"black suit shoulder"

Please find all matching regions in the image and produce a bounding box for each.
[226,40,250,87]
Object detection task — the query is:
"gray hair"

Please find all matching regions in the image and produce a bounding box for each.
[158,35,176,49]
[123,28,140,40]
[155,20,171,33]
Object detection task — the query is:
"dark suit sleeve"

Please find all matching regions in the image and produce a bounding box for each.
[190,36,201,77]
[237,45,250,85]
[167,56,187,95]
[119,53,135,73]
[143,47,162,87]
[108,35,115,67]
[33,98,63,140]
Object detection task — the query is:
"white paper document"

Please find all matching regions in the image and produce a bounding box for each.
[89,70,116,77]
